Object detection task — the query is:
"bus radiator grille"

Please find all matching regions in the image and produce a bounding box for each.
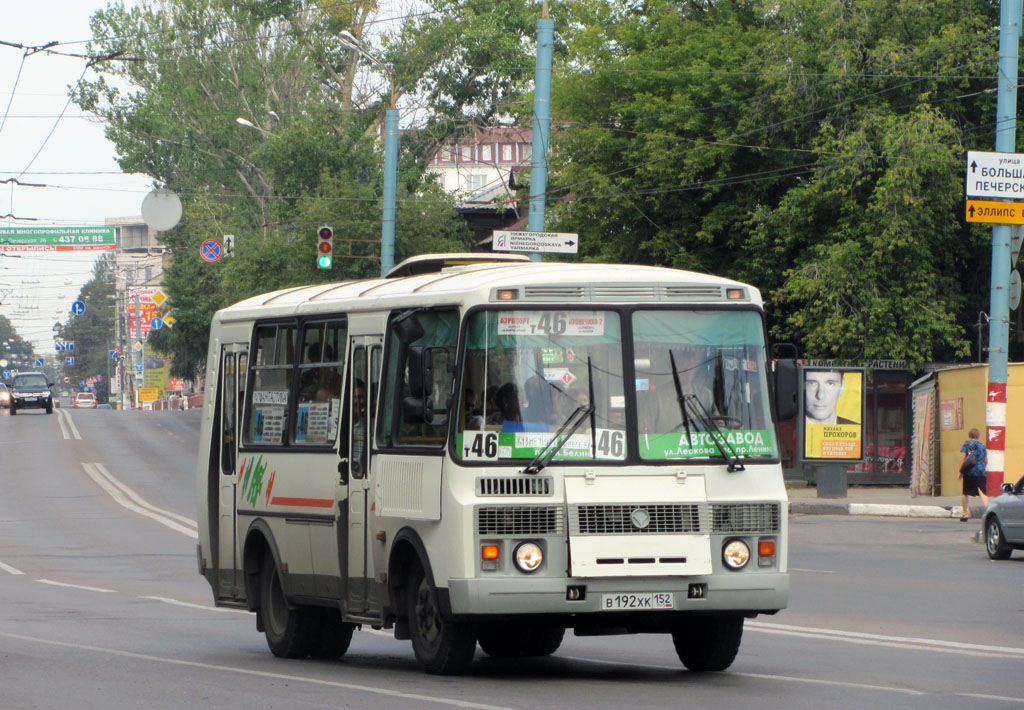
[570,504,704,535]
[710,503,781,533]
[476,505,565,536]
[476,476,553,497]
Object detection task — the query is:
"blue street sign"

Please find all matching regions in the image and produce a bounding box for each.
[2,370,9,378]
[55,341,75,352]
[65,357,74,366]
[71,300,85,315]
[136,363,143,372]
[35,358,44,367]
[150,317,163,330]
[109,349,119,360]
[68,342,74,352]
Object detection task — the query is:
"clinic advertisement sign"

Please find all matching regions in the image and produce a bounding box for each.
[0,226,116,251]
[800,367,865,462]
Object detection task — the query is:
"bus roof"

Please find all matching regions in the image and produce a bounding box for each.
[216,258,762,323]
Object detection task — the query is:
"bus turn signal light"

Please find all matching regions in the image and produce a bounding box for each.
[758,538,776,566]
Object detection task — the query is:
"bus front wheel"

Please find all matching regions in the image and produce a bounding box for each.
[407,566,476,674]
[671,615,743,672]
[259,552,317,658]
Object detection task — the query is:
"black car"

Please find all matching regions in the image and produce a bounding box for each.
[983,475,1024,560]
[10,372,54,415]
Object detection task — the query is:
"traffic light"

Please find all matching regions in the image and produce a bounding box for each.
[317,225,333,269]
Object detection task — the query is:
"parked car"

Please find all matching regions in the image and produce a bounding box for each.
[10,372,54,415]
[74,392,97,409]
[983,475,1024,560]
[0,382,10,409]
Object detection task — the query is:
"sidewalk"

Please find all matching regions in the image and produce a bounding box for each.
[786,483,987,520]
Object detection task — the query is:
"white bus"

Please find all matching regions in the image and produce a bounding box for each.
[196,253,789,675]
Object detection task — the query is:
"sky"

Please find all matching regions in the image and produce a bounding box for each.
[1,0,153,351]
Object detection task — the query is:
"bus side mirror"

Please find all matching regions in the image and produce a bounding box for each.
[402,396,434,423]
[394,310,425,345]
[407,346,432,398]
[774,358,798,421]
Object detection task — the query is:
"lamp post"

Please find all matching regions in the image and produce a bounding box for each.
[339,30,397,277]
[235,116,273,137]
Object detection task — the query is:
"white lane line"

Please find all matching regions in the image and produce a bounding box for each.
[57,408,81,440]
[747,621,1024,659]
[0,560,25,575]
[561,655,926,695]
[960,692,1024,705]
[56,408,71,439]
[88,462,197,529]
[141,596,248,614]
[81,463,198,539]
[0,630,524,710]
[36,579,116,593]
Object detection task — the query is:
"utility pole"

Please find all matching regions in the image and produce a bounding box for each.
[527,0,554,262]
[987,0,1022,495]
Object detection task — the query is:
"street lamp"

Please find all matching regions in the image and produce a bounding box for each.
[339,30,397,277]
[235,116,273,137]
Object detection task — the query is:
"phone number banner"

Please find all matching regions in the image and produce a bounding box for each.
[0,226,117,251]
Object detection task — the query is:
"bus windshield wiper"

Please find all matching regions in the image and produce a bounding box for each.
[522,404,595,475]
[682,394,746,472]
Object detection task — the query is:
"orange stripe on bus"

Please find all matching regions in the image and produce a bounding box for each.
[270,497,335,508]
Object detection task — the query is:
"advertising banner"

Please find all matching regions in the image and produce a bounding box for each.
[801,368,865,461]
[0,226,116,251]
[129,288,161,339]
[912,389,936,496]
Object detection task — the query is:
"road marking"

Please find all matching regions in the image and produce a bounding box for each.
[960,692,1024,705]
[747,621,1024,659]
[0,560,25,575]
[56,408,81,440]
[0,631,524,710]
[562,655,926,695]
[81,462,198,538]
[36,579,116,593]
[789,567,838,574]
[141,596,248,613]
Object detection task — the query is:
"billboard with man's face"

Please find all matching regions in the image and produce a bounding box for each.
[802,368,864,461]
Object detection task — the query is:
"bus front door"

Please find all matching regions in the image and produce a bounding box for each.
[217,344,247,600]
[344,337,381,615]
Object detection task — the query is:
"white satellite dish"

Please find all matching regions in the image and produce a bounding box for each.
[141,188,183,232]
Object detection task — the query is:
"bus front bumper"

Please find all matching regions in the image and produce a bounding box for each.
[446,573,789,617]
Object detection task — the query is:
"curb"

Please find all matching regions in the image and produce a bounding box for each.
[789,502,957,518]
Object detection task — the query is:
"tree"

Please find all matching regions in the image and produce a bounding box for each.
[77,0,471,378]
[54,255,116,399]
[545,0,998,365]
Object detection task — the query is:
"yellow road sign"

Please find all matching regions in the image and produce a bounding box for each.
[138,387,159,403]
[965,200,1024,224]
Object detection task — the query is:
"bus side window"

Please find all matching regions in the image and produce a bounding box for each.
[378,308,458,448]
[221,351,236,474]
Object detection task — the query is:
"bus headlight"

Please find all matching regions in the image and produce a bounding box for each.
[513,542,543,573]
[722,539,750,570]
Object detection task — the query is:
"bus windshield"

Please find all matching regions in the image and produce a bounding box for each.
[457,309,626,462]
[633,310,777,461]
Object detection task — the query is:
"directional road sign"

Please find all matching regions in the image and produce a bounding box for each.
[201,239,222,262]
[136,363,144,372]
[966,150,1024,199]
[35,358,44,367]
[2,370,9,378]
[492,230,579,254]
[150,317,163,330]
[71,300,85,315]
[55,341,75,352]
[65,357,74,366]
[965,200,1024,225]
[110,349,120,360]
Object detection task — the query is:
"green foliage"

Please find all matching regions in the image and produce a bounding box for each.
[55,256,116,399]
[79,0,470,379]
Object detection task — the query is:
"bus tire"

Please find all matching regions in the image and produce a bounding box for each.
[523,626,565,657]
[310,608,355,659]
[671,615,743,672]
[477,625,526,658]
[259,552,317,658]
[407,565,476,675]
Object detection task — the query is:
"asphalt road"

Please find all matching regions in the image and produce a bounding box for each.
[1,406,1022,709]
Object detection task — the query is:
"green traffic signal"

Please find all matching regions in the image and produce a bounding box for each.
[317,254,332,269]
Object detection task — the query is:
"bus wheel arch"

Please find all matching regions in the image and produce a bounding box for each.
[387,528,436,634]
[242,520,280,618]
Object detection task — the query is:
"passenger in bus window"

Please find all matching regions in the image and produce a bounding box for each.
[464,388,484,429]
[494,383,521,427]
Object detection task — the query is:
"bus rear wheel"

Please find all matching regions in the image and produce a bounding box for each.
[407,566,476,674]
[259,552,317,658]
[671,615,743,672]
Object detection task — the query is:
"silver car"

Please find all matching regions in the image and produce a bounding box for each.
[983,475,1024,560]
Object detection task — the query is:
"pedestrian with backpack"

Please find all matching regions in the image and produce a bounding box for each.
[958,428,990,521]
